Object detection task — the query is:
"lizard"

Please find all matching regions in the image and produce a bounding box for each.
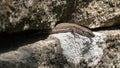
[31,23,95,38]
[51,23,120,46]
[51,23,95,37]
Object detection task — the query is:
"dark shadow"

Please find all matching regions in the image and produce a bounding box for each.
[92,25,120,31]
[0,30,50,53]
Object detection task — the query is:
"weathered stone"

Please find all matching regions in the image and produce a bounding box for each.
[50,32,106,67]
[0,0,120,32]
[71,0,120,28]
[95,29,120,68]
[0,0,120,67]
[0,31,107,68]
[0,37,64,68]
[96,28,120,48]
[0,0,67,32]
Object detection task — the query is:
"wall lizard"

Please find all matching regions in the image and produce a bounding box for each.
[51,23,95,37]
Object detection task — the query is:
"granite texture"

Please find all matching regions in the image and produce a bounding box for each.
[0,0,120,32]
[0,31,108,68]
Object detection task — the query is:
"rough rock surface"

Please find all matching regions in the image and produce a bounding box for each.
[0,0,120,68]
[95,29,120,68]
[71,0,120,28]
[0,0,67,32]
[0,0,120,32]
[0,32,106,68]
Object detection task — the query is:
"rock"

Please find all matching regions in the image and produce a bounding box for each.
[71,0,120,28]
[0,37,64,68]
[0,0,67,32]
[95,29,120,68]
[0,0,120,67]
[0,0,120,32]
[0,31,107,68]
[51,32,106,67]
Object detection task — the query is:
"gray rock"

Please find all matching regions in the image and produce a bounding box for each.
[0,31,107,68]
[0,0,67,32]
[51,32,106,67]
[71,0,120,28]
[0,0,120,32]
